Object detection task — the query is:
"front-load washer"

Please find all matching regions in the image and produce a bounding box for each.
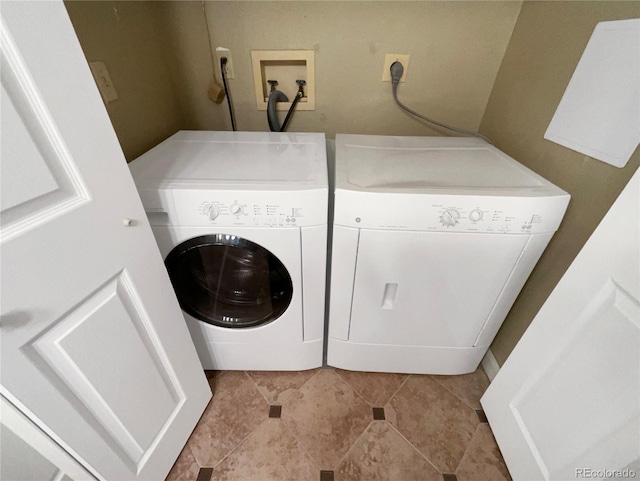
[129,131,327,371]
[328,134,570,375]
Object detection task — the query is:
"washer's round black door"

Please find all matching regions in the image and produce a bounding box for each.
[165,234,293,328]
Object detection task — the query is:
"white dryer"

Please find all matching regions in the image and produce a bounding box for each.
[328,134,570,375]
[129,131,327,371]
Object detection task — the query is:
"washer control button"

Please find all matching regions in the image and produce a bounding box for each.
[208,205,220,220]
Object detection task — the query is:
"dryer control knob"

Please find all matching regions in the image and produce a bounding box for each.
[440,208,460,227]
[230,203,243,215]
[469,209,483,222]
[208,205,220,220]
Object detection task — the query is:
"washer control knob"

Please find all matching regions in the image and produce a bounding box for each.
[440,208,460,227]
[469,209,483,222]
[208,205,219,220]
[230,203,243,215]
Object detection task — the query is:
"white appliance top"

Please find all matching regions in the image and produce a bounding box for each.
[334,134,570,233]
[336,134,566,197]
[130,130,328,190]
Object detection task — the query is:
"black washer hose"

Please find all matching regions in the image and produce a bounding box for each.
[280,91,303,132]
[220,57,236,131]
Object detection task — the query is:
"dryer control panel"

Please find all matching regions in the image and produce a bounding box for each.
[168,188,327,227]
[334,190,570,234]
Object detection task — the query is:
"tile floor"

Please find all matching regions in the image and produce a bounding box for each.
[166,367,511,481]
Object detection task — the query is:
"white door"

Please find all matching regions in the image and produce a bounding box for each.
[481,168,640,480]
[0,2,211,480]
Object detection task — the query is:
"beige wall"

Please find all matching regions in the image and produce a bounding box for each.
[158,1,228,131]
[64,1,185,161]
[64,1,522,151]
[479,1,640,366]
[179,1,522,136]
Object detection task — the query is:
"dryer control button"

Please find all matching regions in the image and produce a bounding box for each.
[469,209,483,222]
[440,208,460,227]
[208,205,220,220]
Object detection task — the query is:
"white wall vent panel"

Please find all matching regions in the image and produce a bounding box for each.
[544,19,640,168]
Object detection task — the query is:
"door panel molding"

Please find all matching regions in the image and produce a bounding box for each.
[25,270,186,472]
[0,19,90,244]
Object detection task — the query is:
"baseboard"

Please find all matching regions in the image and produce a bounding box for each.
[481,349,500,381]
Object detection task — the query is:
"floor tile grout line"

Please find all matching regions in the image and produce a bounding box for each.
[184,388,219,469]
[242,370,277,406]
[453,422,483,475]
[279,369,373,473]
[192,371,273,473]
[396,379,481,475]
[204,415,272,473]
[384,420,442,475]
[185,441,198,473]
[429,374,486,411]
[278,412,324,473]
[332,369,402,408]
[484,424,512,477]
[329,420,375,472]
[331,369,377,408]
[385,373,411,405]
[244,370,319,406]
[299,366,324,390]
[248,367,326,406]
[274,368,322,470]
[429,375,476,410]
[387,420,442,474]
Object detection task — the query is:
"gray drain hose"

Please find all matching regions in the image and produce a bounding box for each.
[267,90,289,132]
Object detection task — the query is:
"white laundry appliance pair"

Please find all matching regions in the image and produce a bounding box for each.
[129,131,327,371]
[131,131,569,375]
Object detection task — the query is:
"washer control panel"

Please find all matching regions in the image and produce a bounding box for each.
[197,200,304,227]
[169,189,327,227]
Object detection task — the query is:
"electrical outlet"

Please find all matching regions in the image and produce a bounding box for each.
[89,61,118,103]
[382,54,410,82]
[216,47,234,79]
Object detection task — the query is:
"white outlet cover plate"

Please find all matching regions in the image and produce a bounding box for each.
[382,54,410,82]
[215,47,234,79]
[88,61,118,103]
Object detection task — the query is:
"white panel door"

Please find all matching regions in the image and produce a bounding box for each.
[481,168,640,480]
[0,2,211,480]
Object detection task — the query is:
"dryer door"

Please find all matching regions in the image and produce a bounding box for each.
[348,229,529,347]
[165,234,293,328]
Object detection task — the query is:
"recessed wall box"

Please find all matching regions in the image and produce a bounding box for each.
[251,50,315,111]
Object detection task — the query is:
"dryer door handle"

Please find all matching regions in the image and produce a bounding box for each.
[381,283,398,310]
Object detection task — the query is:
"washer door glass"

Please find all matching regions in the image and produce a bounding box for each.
[165,234,293,328]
